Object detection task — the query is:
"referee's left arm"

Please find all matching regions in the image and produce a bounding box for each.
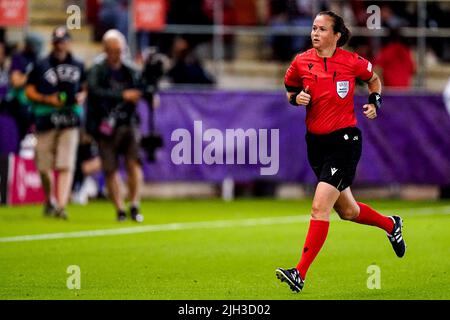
[363,72,382,120]
[367,72,381,95]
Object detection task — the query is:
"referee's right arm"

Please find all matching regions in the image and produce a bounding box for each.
[287,86,311,107]
[284,55,310,106]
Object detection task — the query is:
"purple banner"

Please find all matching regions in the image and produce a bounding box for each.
[0,115,19,156]
[140,91,450,185]
[1,92,449,185]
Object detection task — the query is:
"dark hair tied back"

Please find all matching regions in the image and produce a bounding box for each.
[317,11,351,47]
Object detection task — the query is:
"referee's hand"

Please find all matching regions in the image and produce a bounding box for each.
[363,103,377,119]
[296,86,311,106]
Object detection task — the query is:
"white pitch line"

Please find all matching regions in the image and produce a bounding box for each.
[0,205,449,243]
[0,215,311,243]
[386,205,450,216]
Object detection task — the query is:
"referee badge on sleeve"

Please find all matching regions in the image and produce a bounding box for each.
[336,81,349,98]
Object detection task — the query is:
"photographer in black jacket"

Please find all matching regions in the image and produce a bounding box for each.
[87,29,144,222]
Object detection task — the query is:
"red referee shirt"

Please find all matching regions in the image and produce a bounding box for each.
[284,47,374,134]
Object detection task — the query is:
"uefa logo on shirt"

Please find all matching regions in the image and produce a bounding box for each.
[336,81,350,98]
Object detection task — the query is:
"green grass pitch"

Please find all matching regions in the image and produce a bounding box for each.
[0,199,449,300]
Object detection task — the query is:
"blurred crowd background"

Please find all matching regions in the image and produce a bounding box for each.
[1,0,450,91]
[0,0,450,204]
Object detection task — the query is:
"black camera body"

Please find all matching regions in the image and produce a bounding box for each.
[140,49,166,162]
[142,49,165,96]
[141,134,163,162]
[58,83,77,107]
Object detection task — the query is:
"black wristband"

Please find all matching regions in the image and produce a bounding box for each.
[368,92,382,110]
[289,92,300,106]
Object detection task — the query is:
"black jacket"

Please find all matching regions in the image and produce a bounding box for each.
[86,59,142,137]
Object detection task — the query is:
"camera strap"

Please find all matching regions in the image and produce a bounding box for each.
[148,94,156,134]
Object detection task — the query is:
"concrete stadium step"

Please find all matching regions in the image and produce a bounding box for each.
[205,60,286,77]
[234,34,266,60]
[204,59,286,89]
[426,64,450,91]
[29,0,80,25]
[30,0,68,10]
[29,11,74,26]
[219,73,283,90]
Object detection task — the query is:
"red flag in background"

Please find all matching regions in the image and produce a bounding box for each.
[0,0,28,27]
[134,0,166,31]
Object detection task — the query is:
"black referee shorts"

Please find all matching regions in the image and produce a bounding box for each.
[306,127,362,192]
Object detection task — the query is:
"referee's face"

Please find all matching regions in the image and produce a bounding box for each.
[311,15,340,51]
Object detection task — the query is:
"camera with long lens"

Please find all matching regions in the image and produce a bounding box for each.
[140,47,166,162]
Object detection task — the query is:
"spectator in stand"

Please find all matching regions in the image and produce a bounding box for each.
[10,33,43,80]
[291,0,329,54]
[348,0,368,27]
[86,0,100,26]
[268,0,292,61]
[203,0,237,60]
[167,37,215,86]
[98,0,129,40]
[348,36,373,61]
[380,4,409,29]
[268,0,330,61]
[167,0,212,48]
[6,33,44,145]
[374,28,416,89]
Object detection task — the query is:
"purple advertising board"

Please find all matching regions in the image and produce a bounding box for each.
[1,92,449,185]
[138,91,450,185]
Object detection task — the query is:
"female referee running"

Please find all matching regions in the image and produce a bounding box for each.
[276,11,406,293]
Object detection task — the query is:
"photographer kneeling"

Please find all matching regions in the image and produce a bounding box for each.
[87,30,144,222]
